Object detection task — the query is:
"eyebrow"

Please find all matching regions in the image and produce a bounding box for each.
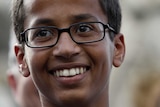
[32,14,98,27]
[32,18,55,26]
[71,14,98,22]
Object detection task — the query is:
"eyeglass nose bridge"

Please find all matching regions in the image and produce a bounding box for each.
[57,27,78,44]
[58,27,71,37]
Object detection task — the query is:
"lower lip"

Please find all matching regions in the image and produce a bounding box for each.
[54,72,88,86]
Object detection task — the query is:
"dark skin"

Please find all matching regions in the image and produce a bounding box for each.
[15,0,125,107]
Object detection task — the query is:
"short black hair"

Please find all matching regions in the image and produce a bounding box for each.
[12,0,122,43]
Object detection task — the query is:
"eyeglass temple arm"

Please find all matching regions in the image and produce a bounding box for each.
[105,24,117,34]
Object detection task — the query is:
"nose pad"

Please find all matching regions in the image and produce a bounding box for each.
[53,33,81,59]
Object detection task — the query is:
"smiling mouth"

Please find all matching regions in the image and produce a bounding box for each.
[51,67,89,77]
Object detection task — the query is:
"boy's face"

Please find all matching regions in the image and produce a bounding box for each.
[16,0,125,106]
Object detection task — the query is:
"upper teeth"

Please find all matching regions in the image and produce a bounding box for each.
[54,67,87,77]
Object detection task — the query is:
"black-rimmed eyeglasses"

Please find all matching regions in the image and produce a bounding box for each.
[20,22,116,48]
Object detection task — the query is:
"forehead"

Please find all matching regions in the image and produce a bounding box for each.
[24,0,104,16]
[23,0,107,27]
[24,0,101,10]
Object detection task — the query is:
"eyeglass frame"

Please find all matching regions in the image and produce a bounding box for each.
[20,21,117,48]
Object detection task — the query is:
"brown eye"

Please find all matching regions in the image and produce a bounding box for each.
[77,24,93,33]
[36,30,52,37]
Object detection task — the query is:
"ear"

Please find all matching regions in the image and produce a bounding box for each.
[113,33,125,67]
[14,44,30,77]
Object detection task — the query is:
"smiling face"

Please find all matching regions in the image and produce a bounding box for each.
[15,0,125,107]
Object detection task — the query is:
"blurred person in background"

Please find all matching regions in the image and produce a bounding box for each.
[7,29,41,107]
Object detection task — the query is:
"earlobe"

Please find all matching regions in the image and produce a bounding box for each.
[19,64,30,77]
[15,44,30,77]
[113,33,125,67]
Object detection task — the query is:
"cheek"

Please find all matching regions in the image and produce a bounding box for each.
[25,48,49,73]
[82,41,114,97]
[100,38,114,69]
[87,40,114,70]
[87,39,114,81]
[25,48,51,87]
[96,44,112,77]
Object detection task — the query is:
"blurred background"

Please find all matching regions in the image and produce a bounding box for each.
[0,0,14,107]
[0,0,160,107]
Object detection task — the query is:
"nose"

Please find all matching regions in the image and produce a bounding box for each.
[52,32,81,60]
